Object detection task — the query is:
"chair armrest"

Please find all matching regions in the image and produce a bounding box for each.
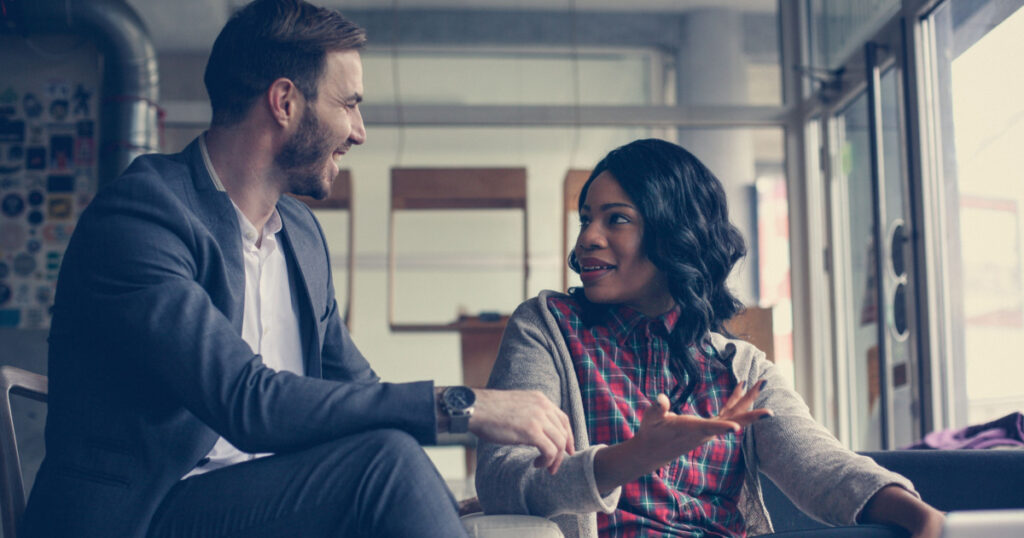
[460,513,564,537]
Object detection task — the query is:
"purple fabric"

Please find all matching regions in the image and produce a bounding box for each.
[905,412,1024,449]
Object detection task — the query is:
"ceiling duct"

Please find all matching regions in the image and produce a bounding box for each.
[3,0,160,186]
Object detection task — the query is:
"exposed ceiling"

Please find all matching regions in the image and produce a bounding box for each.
[126,0,776,51]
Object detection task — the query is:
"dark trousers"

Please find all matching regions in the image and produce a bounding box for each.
[147,429,468,538]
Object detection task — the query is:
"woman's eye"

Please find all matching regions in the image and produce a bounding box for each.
[579,215,591,227]
[610,214,630,224]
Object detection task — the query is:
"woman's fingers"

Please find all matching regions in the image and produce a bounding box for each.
[721,379,769,420]
[727,408,774,427]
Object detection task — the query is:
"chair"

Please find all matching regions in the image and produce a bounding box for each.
[758,449,1024,536]
[0,366,48,538]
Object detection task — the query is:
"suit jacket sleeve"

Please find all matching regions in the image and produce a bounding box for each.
[59,157,437,453]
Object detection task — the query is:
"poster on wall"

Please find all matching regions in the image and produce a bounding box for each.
[0,35,101,329]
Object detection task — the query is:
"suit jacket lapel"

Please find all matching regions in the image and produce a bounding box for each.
[184,138,246,333]
[277,205,324,377]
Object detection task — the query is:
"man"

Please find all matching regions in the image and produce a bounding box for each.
[21,1,573,536]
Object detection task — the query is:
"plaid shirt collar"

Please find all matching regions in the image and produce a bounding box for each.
[601,302,682,344]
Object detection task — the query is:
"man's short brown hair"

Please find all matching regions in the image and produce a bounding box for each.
[203,0,366,126]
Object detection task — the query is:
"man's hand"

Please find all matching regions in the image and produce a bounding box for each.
[469,389,575,474]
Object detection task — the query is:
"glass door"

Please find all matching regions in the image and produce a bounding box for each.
[827,43,920,450]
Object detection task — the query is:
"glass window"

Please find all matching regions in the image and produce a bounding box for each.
[364,49,662,106]
[808,0,900,70]
[926,0,1024,425]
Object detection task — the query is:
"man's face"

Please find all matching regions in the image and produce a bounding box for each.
[276,49,366,199]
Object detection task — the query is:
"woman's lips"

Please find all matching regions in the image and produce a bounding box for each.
[579,258,616,284]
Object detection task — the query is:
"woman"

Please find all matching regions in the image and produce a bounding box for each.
[475,139,943,537]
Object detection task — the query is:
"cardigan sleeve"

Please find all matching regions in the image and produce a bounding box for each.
[744,353,917,526]
[475,298,620,518]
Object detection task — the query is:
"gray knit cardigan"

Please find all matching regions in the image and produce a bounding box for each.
[475,291,916,538]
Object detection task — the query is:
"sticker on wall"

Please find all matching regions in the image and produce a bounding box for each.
[22,307,44,328]
[34,284,51,305]
[22,93,42,118]
[27,124,43,145]
[26,146,45,169]
[0,87,16,105]
[0,310,19,327]
[25,174,44,190]
[0,176,19,190]
[47,195,72,220]
[41,223,73,244]
[72,85,92,116]
[46,174,73,193]
[0,262,8,278]
[48,99,69,122]
[50,134,73,170]
[1,192,25,217]
[27,190,43,206]
[0,222,25,250]
[75,120,95,166]
[45,80,70,100]
[13,252,37,277]
[27,209,44,226]
[45,251,62,279]
[13,283,29,305]
[0,117,24,143]
[8,145,23,162]
[0,283,10,306]
[26,239,41,254]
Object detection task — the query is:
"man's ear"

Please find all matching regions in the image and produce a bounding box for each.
[267,77,302,128]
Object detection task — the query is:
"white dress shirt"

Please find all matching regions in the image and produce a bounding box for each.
[184,134,306,478]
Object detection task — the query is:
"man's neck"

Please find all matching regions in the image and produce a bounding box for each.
[204,125,282,234]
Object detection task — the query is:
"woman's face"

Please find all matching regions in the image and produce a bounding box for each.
[574,171,675,316]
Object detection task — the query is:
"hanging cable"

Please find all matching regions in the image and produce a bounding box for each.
[568,0,581,170]
[390,0,405,167]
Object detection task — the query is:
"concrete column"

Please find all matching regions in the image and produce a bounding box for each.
[675,8,758,305]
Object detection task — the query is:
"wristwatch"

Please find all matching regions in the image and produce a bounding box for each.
[440,386,476,434]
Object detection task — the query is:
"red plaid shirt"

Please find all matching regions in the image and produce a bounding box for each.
[548,295,746,537]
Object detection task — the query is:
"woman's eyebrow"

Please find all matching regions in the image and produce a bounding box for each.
[581,202,635,211]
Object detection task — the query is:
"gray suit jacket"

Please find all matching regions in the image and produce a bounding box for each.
[23,138,437,538]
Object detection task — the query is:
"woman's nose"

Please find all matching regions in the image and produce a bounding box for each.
[576,224,606,250]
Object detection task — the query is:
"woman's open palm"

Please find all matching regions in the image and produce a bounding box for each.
[633,382,774,468]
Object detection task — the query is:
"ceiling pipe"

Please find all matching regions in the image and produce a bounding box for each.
[4,0,160,187]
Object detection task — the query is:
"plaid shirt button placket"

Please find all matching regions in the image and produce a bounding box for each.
[548,296,748,538]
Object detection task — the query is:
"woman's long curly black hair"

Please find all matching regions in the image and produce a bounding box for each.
[569,138,747,350]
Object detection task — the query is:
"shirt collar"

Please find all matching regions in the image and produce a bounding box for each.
[199,131,228,192]
[201,132,283,245]
[606,302,682,342]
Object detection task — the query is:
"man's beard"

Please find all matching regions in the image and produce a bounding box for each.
[275,105,335,200]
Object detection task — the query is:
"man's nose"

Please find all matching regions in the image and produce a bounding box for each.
[349,107,366,145]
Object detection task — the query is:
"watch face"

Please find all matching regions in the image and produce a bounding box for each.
[444,386,476,410]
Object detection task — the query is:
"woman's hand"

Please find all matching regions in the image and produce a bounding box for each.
[861,485,945,538]
[635,382,774,466]
[594,381,773,492]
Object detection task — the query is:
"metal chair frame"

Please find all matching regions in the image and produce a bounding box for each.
[0,366,48,538]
